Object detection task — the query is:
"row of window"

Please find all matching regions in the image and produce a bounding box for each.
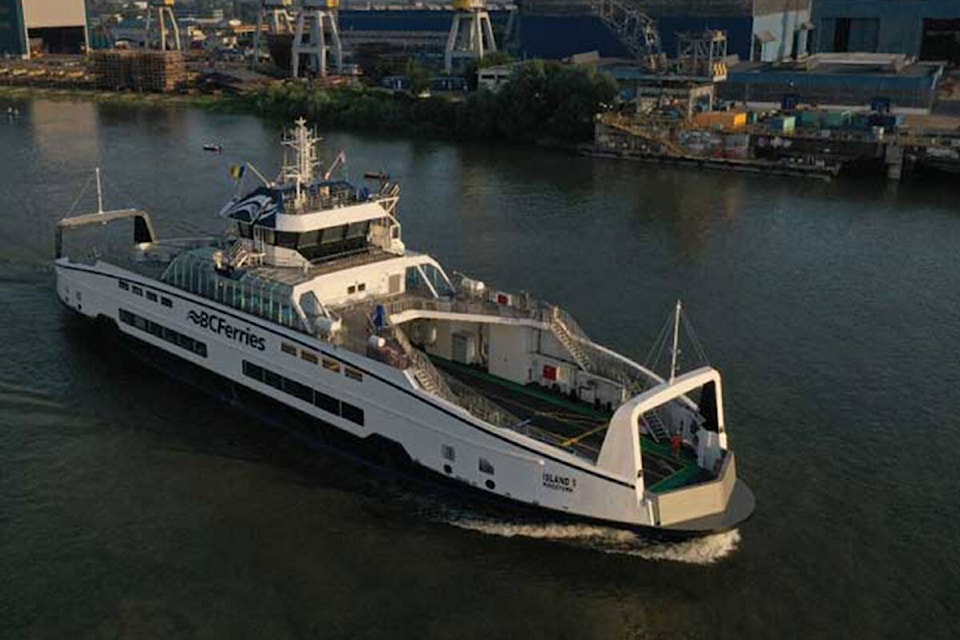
[118,279,173,308]
[281,342,364,383]
[242,360,365,426]
[119,308,207,358]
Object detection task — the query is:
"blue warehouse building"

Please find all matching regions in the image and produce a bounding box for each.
[338,1,814,64]
[812,0,960,64]
[0,0,26,57]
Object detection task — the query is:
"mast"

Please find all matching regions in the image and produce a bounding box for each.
[669,299,682,383]
[281,117,319,211]
[95,167,104,214]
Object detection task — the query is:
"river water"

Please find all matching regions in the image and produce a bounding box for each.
[2,99,959,638]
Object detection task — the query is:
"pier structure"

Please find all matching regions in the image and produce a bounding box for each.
[254,0,294,66]
[292,0,343,78]
[444,0,497,75]
[144,0,181,52]
[592,111,960,181]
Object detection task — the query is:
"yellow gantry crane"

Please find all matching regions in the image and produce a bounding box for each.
[291,0,343,78]
[445,0,497,75]
[145,0,181,51]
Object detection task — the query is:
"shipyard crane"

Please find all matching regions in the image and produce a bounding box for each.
[144,0,181,52]
[291,0,343,78]
[444,0,497,75]
[254,0,294,66]
[593,0,664,71]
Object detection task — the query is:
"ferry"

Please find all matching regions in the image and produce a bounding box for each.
[54,119,755,537]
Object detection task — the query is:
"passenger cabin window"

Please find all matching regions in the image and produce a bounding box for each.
[161,297,173,308]
[322,358,340,373]
[118,281,129,291]
[345,368,363,382]
[241,359,362,426]
[132,286,143,296]
[479,458,495,475]
[120,308,207,358]
[357,283,366,292]
[281,342,297,356]
[341,402,364,426]
[442,445,456,462]
[146,291,158,302]
[314,390,340,415]
[301,350,318,364]
[347,285,356,295]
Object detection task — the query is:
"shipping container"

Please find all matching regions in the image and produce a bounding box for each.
[822,111,851,128]
[767,115,796,133]
[692,111,747,131]
[797,111,822,128]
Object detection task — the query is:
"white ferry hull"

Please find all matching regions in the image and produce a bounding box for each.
[55,260,754,537]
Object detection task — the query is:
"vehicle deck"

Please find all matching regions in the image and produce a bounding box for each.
[432,358,708,491]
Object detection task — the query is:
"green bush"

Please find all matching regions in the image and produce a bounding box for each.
[246,61,617,144]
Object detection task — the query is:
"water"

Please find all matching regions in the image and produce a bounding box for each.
[2,99,959,638]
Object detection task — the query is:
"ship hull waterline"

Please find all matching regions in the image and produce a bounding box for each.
[62,301,755,542]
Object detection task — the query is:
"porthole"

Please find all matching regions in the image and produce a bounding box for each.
[443,464,452,475]
[485,479,496,490]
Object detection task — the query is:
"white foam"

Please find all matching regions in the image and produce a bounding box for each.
[449,516,741,565]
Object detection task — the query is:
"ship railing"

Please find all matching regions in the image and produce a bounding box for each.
[511,421,600,462]
[135,236,227,264]
[386,289,657,394]
[392,325,521,430]
[286,189,358,214]
[381,292,543,323]
[547,304,657,395]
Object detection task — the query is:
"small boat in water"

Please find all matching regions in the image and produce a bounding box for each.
[54,119,755,537]
[202,143,222,152]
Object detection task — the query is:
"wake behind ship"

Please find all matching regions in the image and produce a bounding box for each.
[54,119,754,536]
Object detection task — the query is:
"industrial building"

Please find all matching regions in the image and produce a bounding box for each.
[720,53,944,113]
[812,0,960,65]
[0,0,88,58]
[516,0,811,63]
[330,0,814,65]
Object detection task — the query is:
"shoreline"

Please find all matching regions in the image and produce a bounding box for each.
[0,85,246,111]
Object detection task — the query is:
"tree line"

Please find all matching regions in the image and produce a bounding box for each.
[245,60,618,145]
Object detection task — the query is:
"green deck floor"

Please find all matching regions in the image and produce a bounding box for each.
[431,357,705,491]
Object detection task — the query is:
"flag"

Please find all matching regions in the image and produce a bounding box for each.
[229,164,245,181]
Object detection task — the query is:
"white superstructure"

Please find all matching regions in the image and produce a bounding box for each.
[54,119,754,535]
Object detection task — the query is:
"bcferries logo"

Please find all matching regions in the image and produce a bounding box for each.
[187,310,266,351]
[542,472,577,493]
